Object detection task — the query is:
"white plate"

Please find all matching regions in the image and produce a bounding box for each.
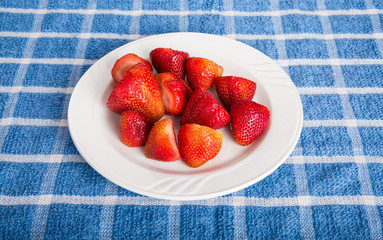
[68,32,303,200]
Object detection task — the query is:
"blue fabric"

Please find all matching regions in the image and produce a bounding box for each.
[245,164,297,198]
[360,127,383,156]
[0,0,383,239]
[301,94,344,120]
[311,205,370,238]
[42,13,85,33]
[282,15,323,34]
[0,162,48,196]
[246,206,301,239]
[92,14,132,34]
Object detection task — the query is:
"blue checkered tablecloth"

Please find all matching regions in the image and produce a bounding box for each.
[1,0,383,239]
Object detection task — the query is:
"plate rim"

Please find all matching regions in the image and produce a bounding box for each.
[68,32,303,201]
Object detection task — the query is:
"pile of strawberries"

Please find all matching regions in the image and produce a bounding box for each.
[106,48,270,168]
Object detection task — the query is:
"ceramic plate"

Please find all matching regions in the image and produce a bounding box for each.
[68,32,303,200]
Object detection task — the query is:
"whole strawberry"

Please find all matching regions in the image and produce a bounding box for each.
[106,63,165,122]
[185,57,223,90]
[156,72,192,115]
[145,118,181,162]
[120,110,154,147]
[180,88,230,129]
[178,124,223,168]
[214,76,256,111]
[150,48,189,79]
[230,100,270,146]
[111,53,152,83]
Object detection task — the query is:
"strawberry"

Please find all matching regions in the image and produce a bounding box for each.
[144,118,181,162]
[178,124,223,168]
[185,57,223,90]
[111,53,152,83]
[120,110,154,147]
[149,48,189,79]
[180,88,230,129]
[106,63,165,122]
[214,76,256,111]
[156,72,193,96]
[156,72,192,115]
[230,100,270,146]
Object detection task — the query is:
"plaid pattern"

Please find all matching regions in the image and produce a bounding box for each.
[1,0,383,239]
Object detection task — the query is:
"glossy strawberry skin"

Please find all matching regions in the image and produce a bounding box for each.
[180,88,230,129]
[144,118,181,162]
[156,72,193,96]
[156,72,192,115]
[106,63,165,122]
[214,76,256,111]
[161,80,190,116]
[150,48,189,79]
[178,124,223,168]
[230,100,270,146]
[111,53,152,83]
[120,110,154,147]
[185,57,223,90]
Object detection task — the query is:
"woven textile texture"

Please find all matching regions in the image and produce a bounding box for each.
[0,0,383,239]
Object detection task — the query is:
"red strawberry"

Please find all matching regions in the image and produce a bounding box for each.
[185,57,223,90]
[180,88,230,129]
[230,100,270,146]
[120,110,154,147]
[178,124,223,168]
[144,118,181,162]
[111,53,152,83]
[106,63,165,122]
[156,72,192,115]
[156,72,193,95]
[214,76,256,111]
[149,48,189,79]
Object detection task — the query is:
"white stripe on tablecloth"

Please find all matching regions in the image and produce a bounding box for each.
[0,118,68,126]
[0,154,382,164]
[129,0,142,36]
[179,0,188,32]
[1,7,383,16]
[1,195,383,207]
[0,154,84,163]
[0,86,74,94]
[292,139,316,239]
[270,0,289,74]
[99,183,119,239]
[286,155,383,164]
[0,57,96,65]
[3,31,383,40]
[1,86,383,95]
[29,0,97,239]
[365,0,383,60]
[0,31,141,39]
[298,87,383,95]
[232,33,383,40]
[302,119,383,127]
[224,0,236,39]
[167,201,181,240]
[1,57,383,66]
[232,189,247,239]
[1,117,381,128]
[277,58,383,66]
[317,1,383,239]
